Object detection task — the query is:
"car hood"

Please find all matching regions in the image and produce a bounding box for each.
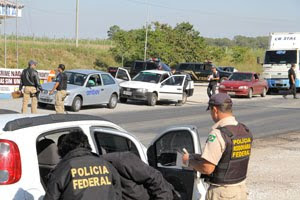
[221,80,251,86]
[41,82,79,91]
[120,81,158,89]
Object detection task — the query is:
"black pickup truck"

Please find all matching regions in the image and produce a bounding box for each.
[176,62,232,82]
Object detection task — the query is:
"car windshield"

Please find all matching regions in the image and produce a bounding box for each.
[65,72,87,86]
[229,73,252,81]
[132,72,161,83]
[178,64,194,70]
[264,50,297,64]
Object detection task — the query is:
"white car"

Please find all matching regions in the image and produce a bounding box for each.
[0,114,206,200]
[115,69,194,106]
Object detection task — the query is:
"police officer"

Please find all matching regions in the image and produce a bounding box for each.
[183,93,253,200]
[207,65,219,98]
[283,63,298,99]
[49,64,68,113]
[19,60,43,114]
[103,152,177,200]
[44,130,122,200]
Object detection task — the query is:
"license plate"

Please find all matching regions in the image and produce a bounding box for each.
[227,92,235,95]
[123,91,132,96]
[275,80,282,84]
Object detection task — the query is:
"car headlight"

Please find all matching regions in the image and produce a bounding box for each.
[239,86,249,90]
[219,85,225,89]
[136,88,148,93]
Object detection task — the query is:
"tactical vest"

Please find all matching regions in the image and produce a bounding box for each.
[57,72,67,91]
[207,123,253,185]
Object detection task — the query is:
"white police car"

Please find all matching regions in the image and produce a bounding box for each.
[38,69,119,112]
[115,69,194,106]
[0,114,206,200]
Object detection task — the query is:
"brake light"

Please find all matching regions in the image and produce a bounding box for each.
[0,140,21,185]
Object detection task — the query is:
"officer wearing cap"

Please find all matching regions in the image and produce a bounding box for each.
[19,60,43,114]
[183,93,253,200]
[207,65,219,98]
[49,64,68,113]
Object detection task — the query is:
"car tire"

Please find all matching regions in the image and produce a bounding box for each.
[182,92,187,104]
[120,97,127,103]
[148,93,157,106]
[261,88,267,97]
[71,96,82,112]
[248,88,253,99]
[38,102,47,108]
[107,93,118,109]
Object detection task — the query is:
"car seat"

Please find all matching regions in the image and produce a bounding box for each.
[36,138,60,187]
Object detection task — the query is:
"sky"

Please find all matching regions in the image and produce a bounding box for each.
[1,0,300,39]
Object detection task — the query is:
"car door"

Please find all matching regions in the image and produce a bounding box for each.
[101,73,118,103]
[147,126,206,200]
[159,75,186,101]
[85,74,106,105]
[115,67,131,83]
[252,74,261,94]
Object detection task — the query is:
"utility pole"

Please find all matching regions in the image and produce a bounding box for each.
[16,0,19,68]
[4,0,7,68]
[143,0,149,61]
[75,0,79,47]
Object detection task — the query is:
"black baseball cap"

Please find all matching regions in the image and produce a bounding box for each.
[207,93,233,111]
[28,60,38,66]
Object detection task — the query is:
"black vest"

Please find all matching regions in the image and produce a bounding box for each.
[57,72,67,91]
[207,123,253,185]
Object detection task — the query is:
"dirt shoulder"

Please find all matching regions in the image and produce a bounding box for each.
[248,132,300,199]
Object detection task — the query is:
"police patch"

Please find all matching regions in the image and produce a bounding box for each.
[208,134,216,142]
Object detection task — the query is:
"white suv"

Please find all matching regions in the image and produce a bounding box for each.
[0,114,206,200]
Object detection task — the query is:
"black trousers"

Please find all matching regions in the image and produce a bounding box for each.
[207,84,217,98]
[287,83,297,97]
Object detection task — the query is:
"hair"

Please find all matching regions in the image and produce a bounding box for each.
[57,130,91,158]
[211,103,232,113]
[292,63,296,68]
[58,64,65,71]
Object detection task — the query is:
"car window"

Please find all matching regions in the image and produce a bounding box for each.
[102,74,116,85]
[195,64,204,72]
[134,62,146,71]
[203,63,212,71]
[116,69,129,81]
[146,62,158,70]
[87,74,102,87]
[229,73,252,81]
[254,74,259,80]
[161,73,170,82]
[65,72,87,86]
[155,130,194,167]
[133,72,161,83]
[163,76,185,86]
[93,132,139,158]
[36,127,83,189]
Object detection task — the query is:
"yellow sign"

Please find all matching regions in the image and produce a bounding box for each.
[231,137,252,159]
[70,165,112,190]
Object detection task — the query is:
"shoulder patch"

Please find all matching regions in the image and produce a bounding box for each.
[208,134,216,142]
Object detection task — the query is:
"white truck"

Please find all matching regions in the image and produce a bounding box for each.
[262,32,300,92]
[115,69,194,106]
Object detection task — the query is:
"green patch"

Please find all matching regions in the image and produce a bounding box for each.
[208,134,216,142]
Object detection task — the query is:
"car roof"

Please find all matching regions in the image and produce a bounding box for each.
[141,70,170,75]
[1,114,108,132]
[66,69,107,75]
[233,72,255,74]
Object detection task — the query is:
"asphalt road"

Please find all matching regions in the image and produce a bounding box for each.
[100,97,300,146]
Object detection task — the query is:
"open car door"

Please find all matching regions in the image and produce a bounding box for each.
[159,75,186,102]
[115,67,131,84]
[147,126,206,200]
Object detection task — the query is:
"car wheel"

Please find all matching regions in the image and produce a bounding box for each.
[182,92,187,104]
[261,88,267,97]
[248,88,253,99]
[148,93,157,106]
[71,96,82,112]
[120,97,127,103]
[107,93,118,109]
[38,102,47,108]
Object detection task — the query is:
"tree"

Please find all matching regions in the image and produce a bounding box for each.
[107,25,121,39]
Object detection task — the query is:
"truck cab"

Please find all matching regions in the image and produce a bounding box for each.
[262,32,300,92]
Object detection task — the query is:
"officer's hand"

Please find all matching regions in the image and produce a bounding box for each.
[182,148,189,165]
[49,90,54,95]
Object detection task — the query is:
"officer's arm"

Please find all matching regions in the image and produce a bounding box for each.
[19,72,23,91]
[33,71,43,90]
[50,82,60,93]
[44,173,62,200]
[189,156,216,175]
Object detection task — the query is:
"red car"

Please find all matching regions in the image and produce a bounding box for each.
[219,72,268,98]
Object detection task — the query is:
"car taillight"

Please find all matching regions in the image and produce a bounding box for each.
[0,140,21,185]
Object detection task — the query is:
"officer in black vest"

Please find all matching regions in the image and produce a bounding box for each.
[183,93,253,200]
[49,64,68,113]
